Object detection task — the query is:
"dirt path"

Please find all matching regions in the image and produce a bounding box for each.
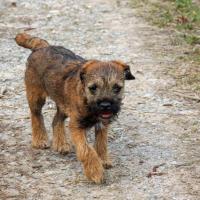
[0,0,199,199]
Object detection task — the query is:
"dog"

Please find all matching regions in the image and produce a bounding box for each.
[15,33,135,183]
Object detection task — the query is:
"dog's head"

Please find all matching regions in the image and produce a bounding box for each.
[80,60,135,122]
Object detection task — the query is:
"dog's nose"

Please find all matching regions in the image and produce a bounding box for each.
[99,102,111,110]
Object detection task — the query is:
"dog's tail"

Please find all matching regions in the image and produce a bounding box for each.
[15,33,49,51]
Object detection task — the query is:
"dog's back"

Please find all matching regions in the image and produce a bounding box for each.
[15,33,86,104]
[15,33,86,76]
[27,46,85,77]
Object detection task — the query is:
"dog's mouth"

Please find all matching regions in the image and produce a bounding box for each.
[87,99,121,121]
[100,111,113,119]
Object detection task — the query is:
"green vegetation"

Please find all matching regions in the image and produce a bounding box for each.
[131,0,200,45]
[131,0,200,93]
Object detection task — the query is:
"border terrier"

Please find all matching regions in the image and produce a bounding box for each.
[15,33,135,183]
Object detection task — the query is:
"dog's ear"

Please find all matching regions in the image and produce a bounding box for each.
[80,60,98,82]
[124,65,135,80]
[112,60,135,80]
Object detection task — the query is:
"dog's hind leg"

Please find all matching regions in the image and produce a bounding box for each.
[94,124,113,169]
[25,67,48,149]
[52,107,70,154]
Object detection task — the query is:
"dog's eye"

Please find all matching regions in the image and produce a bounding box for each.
[88,84,97,94]
[113,84,122,94]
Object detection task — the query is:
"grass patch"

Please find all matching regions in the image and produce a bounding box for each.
[131,0,200,93]
[131,0,200,44]
[183,34,200,45]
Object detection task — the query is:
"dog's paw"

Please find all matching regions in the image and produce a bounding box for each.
[52,140,71,154]
[83,148,104,183]
[32,137,49,149]
[102,159,113,169]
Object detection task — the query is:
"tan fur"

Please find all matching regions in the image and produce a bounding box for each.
[69,120,104,182]
[95,124,112,169]
[15,33,49,50]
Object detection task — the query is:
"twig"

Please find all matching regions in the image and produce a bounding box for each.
[152,163,165,172]
[24,27,36,31]
[125,107,200,117]
[1,116,30,121]
[173,92,200,102]
[147,172,166,178]
[147,163,166,178]
[16,116,30,120]
[0,105,17,109]
[174,159,200,168]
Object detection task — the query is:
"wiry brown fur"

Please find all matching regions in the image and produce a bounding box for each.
[15,33,135,183]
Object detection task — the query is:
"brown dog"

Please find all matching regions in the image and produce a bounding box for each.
[15,33,135,183]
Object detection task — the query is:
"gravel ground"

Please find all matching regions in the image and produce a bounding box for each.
[0,0,200,199]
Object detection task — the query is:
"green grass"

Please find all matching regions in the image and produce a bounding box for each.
[131,0,200,45]
[175,0,200,31]
[131,0,200,93]
[183,34,200,45]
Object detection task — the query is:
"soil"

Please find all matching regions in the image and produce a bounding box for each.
[0,0,199,199]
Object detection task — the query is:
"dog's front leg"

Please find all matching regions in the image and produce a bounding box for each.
[69,120,104,183]
[94,124,113,169]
